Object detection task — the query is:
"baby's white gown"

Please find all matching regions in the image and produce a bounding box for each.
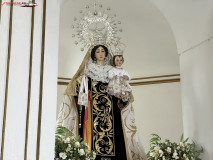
[108,66,132,101]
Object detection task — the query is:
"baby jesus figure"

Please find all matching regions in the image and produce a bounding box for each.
[107,55,132,102]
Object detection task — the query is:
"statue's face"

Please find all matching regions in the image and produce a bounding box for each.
[95,46,106,62]
[114,56,123,67]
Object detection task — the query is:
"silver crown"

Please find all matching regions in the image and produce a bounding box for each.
[113,48,124,56]
[71,1,124,52]
[89,30,108,46]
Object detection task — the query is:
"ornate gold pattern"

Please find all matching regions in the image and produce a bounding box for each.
[91,80,115,156]
[121,105,147,160]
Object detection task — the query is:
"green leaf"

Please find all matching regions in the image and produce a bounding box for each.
[180,133,184,142]
[183,137,189,143]
[150,146,155,150]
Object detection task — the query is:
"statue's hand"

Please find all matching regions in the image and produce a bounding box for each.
[123,75,129,80]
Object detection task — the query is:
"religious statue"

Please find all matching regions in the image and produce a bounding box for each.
[56,2,147,160]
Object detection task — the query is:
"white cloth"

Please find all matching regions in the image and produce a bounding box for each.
[108,66,132,101]
[108,66,131,80]
[86,63,112,83]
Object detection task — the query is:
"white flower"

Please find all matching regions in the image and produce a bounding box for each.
[166,147,171,153]
[93,151,96,158]
[59,152,67,159]
[150,152,156,157]
[66,147,71,152]
[63,137,71,143]
[177,146,180,150]
[78,149,85,155]
[86,143,90,150]
[159,149,163,157]
[66,143,72,152]
[180,142,185,147]
[154,146,159,152]
[150,152,154,157]
[70,136,74,140]
[172,151,179,159]
[162,156,166,160]
[75,141,80,147]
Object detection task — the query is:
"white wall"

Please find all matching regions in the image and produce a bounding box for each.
[133,82,183,151]
[180,40,213,159]
[150,0,213,53]
[150,0,213,159]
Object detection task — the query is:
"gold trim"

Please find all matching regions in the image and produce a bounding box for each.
[129,78,180,86]
[72,96,79,136]
[58,78,180,86]
[24,1,35,160]
[57,74,180,82]
[36,0,46,159]
[120,115,130,160]
[58,81,69,85]
[131,74,180,81]
[0,0,14,159]
[58,77,72,80]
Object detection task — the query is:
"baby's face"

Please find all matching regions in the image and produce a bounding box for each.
[114,56,123,67]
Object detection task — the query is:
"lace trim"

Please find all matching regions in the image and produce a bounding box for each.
[86,63,112,83]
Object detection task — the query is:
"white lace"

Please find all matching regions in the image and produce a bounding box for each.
[86,63,112,83]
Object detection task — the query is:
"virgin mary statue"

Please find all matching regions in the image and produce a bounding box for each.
[56,44,147,160]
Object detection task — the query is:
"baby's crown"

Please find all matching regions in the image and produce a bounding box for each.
[112,41,126,56]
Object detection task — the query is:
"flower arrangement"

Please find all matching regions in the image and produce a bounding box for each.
[147,134,203,160]
[55,126,96,160]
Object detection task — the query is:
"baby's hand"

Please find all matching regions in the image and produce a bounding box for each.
[123,75,129,80]
[117,94,122,98]
[114,75,118,79]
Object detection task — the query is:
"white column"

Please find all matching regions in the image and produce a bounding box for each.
[0,1,12,158]
[0,0,60,159]
[26,0,43,159]
[2,4,32,160]
[39,0,60,159]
